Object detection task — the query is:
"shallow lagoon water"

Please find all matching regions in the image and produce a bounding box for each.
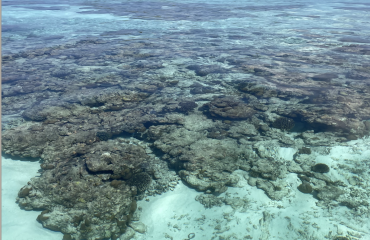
[2,0,370,239]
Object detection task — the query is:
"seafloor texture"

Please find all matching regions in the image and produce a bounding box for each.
[2,0,370,239]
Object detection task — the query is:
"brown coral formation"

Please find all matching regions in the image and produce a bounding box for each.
[201,97,256,120]
[16,140,146,240]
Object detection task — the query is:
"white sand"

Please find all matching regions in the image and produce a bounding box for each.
[1,156,63,240]
[2,138,370,240]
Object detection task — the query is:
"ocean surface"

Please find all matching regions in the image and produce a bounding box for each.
[2,0,370,239]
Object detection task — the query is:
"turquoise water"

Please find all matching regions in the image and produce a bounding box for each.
[2,0,370,239]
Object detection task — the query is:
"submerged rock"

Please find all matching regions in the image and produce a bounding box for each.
[255,179,289,200]
[202,97,255,120]
[176,101,198,113]
[187,64,227,77]
[237,82,277,98]
[195,194,224,208]
[311,73,338,82]
[119,227,136,240]
[129,221,147,234]
[298,147,311,155]
[250,157,287,181]
[316,186,344,201]
[190,86,217,94]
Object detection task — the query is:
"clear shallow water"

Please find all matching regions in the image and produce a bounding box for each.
[2,0,370,240]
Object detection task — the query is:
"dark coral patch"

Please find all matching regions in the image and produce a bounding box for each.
[297,181,313,194]
[127,172,152,193]
[272,117,295,131]
[201,97,255,120]
[110,180,123,188]
[52,70,73,79]
[96,131,112,141]
[190,86,216,94]
[298,147,311,155]
[22,107,47,121]
[177,101,198,113]
[187,64,227,77]
[311,73,338,82]
[311,163,330,173]
[237,82,277,98]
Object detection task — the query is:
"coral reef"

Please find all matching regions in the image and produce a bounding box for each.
[16,140,145,240]
[297,181,313,194]
[272,117,295,131]
[298,147,311,155]
[127,172,152,193]
[312,163,330,173]
[2,21,370,238]
[177,101,198,113]
[186,64,227,77]
[201,97,256,120]
[96,131,112,141]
